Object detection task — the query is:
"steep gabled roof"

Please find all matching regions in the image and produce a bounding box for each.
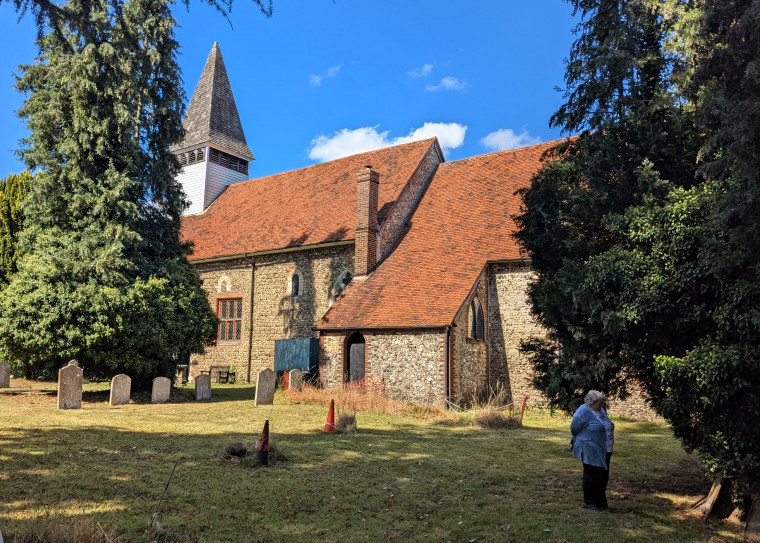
[181,138,439,261]
[317,139,561,330]
[172,42,254,160]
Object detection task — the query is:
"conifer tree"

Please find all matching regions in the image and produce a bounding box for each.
[516,0,760,498]
[0,171,31,285]
[0,0,220,385]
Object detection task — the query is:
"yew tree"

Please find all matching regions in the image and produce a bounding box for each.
[0,0,270,384]
[516,0,760,498]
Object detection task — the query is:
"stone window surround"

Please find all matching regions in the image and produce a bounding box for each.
[468,295,485,341]
[214,291,244,345]
[290,270,303,298]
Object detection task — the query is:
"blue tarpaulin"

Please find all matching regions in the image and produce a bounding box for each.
[274,337,319,372]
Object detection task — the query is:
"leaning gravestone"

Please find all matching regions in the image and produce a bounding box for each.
[289,369,303,392]
[195,374,211,401]
[109,374,131,406]
[57,360,83,410]
[151,376,171,404]
[254,368,275,406]
[0,362,10,389]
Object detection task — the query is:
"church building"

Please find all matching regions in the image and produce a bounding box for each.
[177,44,652,417]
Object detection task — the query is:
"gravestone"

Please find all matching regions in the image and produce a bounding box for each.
[195,374,211,401]
[151,376,171,404]
[289,369,303,392]
[0,362,10,388]
[57,360,83,409]
[109,374,131,406]
[254,368,275,406]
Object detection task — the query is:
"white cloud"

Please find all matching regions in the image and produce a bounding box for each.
[392,122,467,151]
[481,128,541,151]
[407,63,434,78]
[309,63,343,87]
[308,122,468,162]
[425,76,467,92]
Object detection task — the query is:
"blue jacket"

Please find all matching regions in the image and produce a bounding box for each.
[570,404,613,469]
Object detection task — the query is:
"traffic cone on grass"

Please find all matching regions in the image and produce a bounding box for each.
[323,399,336,433]
[256,420,269,466]
[519,395,529,425]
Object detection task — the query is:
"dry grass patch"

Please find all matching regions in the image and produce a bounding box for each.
[287,378,454,422]
[474,408,522,429]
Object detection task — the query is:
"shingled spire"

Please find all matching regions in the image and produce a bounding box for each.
[174,42,254,159]
[174,43,254,215]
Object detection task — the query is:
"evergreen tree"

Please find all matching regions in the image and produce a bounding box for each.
[516,0,760,497]
[515,0,702,408]
[0,171,31,285]
[0,0,219,385]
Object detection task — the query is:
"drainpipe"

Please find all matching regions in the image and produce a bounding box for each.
[246,260,255,383]
[444,325,451,407]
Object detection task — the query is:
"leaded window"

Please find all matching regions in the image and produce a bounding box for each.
[291,274,300,297]
[471,297,485,340]
[217,298,243,342]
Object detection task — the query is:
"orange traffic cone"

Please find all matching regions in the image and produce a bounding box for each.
[323,399,336,433]
[519,395,529,425]
[256,420,269,466]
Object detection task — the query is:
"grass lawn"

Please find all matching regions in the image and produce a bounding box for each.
[0,382,744,542]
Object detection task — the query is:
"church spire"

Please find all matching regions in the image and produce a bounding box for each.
[175,42,254,160]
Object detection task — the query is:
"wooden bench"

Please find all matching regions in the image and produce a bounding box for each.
[202,366,236,383]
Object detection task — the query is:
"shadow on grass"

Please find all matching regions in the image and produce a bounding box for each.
[0,412,734,543]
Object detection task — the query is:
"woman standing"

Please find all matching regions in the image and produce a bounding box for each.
[570,390,615,511]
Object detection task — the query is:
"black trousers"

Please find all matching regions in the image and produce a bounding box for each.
[582,452,612,509]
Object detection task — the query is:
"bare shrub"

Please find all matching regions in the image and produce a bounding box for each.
[288,377,455,422]
[335,409,358,433]
[475,408,522,429]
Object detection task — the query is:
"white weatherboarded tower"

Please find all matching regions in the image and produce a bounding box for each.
[172,43,254,215]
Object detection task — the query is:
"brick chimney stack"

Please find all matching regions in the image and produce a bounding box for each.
[354,165,379,276]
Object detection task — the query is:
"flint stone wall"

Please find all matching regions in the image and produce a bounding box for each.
[320,330,446,406]
[190,245,354,383]
[376,144,443,260]
[488,262,660,421]
[449,279,489,406]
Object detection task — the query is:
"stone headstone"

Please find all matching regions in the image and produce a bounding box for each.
[195,374,211,401]
[109,374,131,406]
[57,360,83,410]
[289,369,303,392]
[151,376,171,403]
[254,368,275,406]
[0,362,10,389]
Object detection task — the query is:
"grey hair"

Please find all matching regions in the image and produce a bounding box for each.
[584,390,607,407]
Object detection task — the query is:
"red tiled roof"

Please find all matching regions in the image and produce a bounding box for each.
[317,139,561,330]
[181,138,437,261]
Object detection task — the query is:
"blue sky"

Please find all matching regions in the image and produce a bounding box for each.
[0,1,576,179]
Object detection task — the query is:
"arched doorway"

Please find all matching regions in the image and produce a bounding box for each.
[345,332,365,382]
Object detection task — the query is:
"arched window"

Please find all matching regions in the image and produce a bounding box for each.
[470,296,485,340]
[291,272,301,297]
